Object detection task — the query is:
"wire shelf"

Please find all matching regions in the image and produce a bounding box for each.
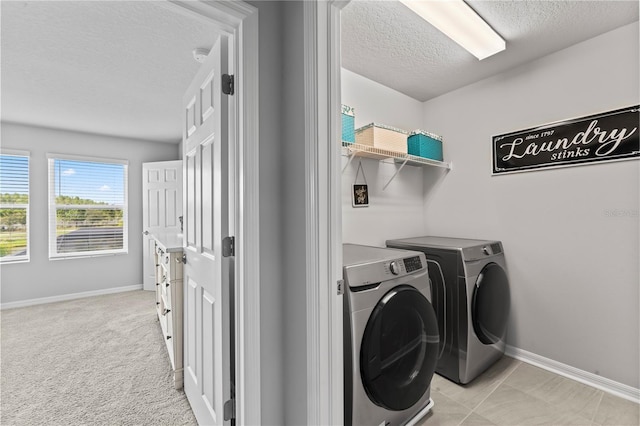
[341,142,451,170]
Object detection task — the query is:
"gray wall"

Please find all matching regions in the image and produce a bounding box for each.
[246,0,285,424]
[249,3,309,422]
[0,122,179,304]
[281,0,308,424]
[421,22,639,388]
[341,68,428,246]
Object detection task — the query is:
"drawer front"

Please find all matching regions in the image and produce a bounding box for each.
[168,252,183,281]
[163,282,173,310]
[164,306,173,339]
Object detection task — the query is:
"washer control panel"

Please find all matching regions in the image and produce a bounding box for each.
[343,245,427,289]
[403,255,423,273]
[386,256,423,276]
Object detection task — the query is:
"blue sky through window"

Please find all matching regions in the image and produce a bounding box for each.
[0,155,29,197]
[54,159,125,205]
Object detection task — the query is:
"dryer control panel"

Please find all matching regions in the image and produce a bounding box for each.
[463,242,503,261]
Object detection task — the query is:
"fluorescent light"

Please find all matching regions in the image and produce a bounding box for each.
[399,0,506,60]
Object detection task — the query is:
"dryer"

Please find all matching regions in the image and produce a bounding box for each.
[343,244,440,426]
[386,237,510,385]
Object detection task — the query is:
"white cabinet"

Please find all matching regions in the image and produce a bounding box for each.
[153,233,184,389]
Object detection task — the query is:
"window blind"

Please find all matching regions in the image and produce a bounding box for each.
[48,156,128,258]
[0,153,30,262]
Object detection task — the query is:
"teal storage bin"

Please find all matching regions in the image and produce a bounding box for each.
[342,105,355,144]
[408,130,443,161]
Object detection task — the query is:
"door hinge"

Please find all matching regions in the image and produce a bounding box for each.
[223,398,235,421]
[337,279,345,295]
[222,236,235,257]
[222,74,234,95]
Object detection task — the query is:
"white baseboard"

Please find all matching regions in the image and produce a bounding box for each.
[506,345,640,404]
[0,284,143,310]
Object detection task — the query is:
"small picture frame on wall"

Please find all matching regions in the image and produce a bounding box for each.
[352,184,369,207]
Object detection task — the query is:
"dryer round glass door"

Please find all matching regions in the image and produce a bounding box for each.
[360,285,439,411]
[472,263,511,345]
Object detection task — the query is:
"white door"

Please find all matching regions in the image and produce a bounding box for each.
[142,160,183,291]
[182,35,232,426]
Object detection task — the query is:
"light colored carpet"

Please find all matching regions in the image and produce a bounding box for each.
[1,290,197,425]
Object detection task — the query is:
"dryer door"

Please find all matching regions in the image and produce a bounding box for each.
[472,262,510,345]
[360,285,439,411]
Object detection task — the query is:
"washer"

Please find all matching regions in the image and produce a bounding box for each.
[386,237,511,385]
[343,244,440,426]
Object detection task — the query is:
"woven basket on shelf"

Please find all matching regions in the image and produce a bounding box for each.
[355,123,408,154]
[408,130,443,161]
[341,104,356,144]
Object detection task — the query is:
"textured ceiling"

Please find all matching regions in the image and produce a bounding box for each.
[342,0,639,102]
[2,1,638,143]
[1,1,220,143]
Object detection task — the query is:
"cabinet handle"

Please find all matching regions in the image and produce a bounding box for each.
[156,302,160,306]
[156,283,160,287]
[162,308,171,316]
[166,336,172,340]
[166,283,170,288]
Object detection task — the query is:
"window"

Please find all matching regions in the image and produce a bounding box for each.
[48,154,128,258]
[0,151,30,263]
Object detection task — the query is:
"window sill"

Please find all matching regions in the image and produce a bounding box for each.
[0,257,30,265]
[49,250,129,261]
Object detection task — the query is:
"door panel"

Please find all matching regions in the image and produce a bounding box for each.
[142,160,183,291]
[186,277,198,383]
[202,289,216,411]
[202,141,214,253]
[182,34,231,426]
[186,152,197,247]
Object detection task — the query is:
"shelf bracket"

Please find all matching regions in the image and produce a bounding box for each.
[383,157,409,190]
[341,149,356,173]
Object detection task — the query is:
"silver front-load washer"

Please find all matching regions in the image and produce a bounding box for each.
[343,244,440,426]
[386,237,511,385]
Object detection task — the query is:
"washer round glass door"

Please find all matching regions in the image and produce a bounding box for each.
[360,285,439,411]
[472,262,511,345]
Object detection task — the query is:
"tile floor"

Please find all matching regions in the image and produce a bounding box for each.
[417,356,640,426]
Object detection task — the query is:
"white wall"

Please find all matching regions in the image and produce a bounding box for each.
[341,69,430,246]
[0,122,179,304]
[421,22,639,388]
[342,68,424,131]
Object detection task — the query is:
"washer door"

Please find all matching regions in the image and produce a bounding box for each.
[472,262,510,345]
[360,285,439,411]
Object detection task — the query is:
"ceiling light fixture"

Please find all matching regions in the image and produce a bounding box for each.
[399,0,505,60]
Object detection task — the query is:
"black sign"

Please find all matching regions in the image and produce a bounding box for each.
[352,184,369,207]
[493,106,639,174]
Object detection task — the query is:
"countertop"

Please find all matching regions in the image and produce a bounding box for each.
[151,231,184,252]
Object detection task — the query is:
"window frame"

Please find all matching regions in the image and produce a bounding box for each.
[47,153,129,260]
[0,149,31,264]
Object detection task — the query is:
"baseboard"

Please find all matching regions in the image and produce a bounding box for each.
[0,284,143,310]
[505,344,640,404]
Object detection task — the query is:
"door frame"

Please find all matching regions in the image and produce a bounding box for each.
[303,1,348,424]
[163,1,260,424]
